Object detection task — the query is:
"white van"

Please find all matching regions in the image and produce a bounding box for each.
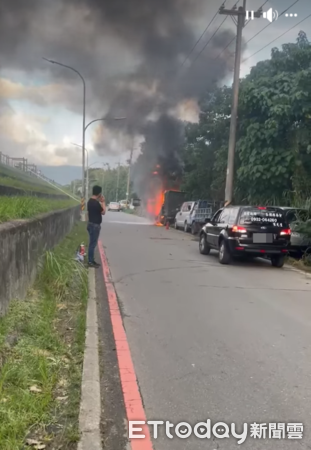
[174,201,195,232]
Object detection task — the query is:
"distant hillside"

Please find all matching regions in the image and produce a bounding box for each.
[0,163,60,195]
[38,166,82,185]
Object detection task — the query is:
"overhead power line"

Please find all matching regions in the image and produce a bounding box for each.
[213,0,268,62]
[214,35,236,60]
[180,0,231,69]
[243,11,311,62]
[245,0,300,46]
[189,16,229,66]
[218,0,263,205]
[216,0,302,65]
[258,0,269,8]
[180,12,220,68]
[180,0,244,71]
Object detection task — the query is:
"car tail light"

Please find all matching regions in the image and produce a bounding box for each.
[235,247,244,250]
[280,229,291,236]
[232,225,247,233]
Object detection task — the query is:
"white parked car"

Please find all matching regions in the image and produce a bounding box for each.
[119,200,128,210]
[174,201,195,232]
[108,202,121,211]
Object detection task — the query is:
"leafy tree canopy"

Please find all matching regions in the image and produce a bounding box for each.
[182,31,311,206]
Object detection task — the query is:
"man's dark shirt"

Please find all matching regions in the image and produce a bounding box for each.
[87,198,103,225]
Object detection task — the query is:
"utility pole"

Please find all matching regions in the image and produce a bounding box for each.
[126,138,134,206]
[102,163,109,195]
[220,0,261,205]
[116,162,120,202]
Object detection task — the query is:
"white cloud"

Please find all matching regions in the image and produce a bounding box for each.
[0,77,79,111]
[0,107,83,166]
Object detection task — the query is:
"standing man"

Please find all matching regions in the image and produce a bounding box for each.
[87,185,106,268]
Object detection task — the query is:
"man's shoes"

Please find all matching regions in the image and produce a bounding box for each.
[88,261,101,268]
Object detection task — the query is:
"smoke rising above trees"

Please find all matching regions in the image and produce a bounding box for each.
[0,0,236,195]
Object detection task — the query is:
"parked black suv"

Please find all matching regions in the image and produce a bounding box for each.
[199,206,291,267]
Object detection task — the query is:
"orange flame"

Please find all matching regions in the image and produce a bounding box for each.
[146,190,165,218]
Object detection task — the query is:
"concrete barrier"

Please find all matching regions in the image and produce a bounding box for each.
[0,206,80,316]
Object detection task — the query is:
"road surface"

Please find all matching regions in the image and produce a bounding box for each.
[99,211,311,449]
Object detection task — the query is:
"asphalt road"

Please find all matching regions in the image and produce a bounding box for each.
[99,211,311,449]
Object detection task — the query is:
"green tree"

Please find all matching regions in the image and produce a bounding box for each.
[89,165,130,203]
[236,31,311,203]
[182,31,311,206]
[181,86,232,201]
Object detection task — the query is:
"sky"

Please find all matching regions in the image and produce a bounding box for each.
[0,0,309,181]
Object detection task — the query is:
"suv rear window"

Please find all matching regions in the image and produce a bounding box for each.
[239,207,285,227]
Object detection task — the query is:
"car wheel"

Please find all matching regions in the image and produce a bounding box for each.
[219,239,230,264]
[184,221,189,233]
[174,220,178,229]
[271,255,285,268]
[199,233,210,255]
[191,222,197,235]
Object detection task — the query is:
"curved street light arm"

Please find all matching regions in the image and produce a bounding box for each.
[43,57,87,209]
[84,117,126,133]
[84,118,106,133]
[42,58,86,86]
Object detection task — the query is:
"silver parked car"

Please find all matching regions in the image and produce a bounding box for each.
[108,202,121,212]
[277,207,311,256]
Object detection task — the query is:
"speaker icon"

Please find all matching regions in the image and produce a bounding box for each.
[263,8,279,22]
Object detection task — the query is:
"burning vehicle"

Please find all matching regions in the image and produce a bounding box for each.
[158,190,187,225]
[141,165,186,225]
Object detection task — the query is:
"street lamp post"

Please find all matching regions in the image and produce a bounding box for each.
[126,137,134,206]
[43,58,86,219]
[83,116,125,200]
[71,111,124,200]
[85,148,89,201]
[72,141,109,201]
[71,142,90,202]
[83,116,125,202]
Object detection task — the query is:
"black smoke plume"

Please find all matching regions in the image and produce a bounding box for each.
[0,0,236,197]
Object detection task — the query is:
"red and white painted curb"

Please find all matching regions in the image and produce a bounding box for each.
[99,242,153,450]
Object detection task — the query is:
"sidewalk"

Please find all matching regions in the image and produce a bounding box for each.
[78,269,102,450]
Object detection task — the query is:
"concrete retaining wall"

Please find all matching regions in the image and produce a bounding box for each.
[0,206,80,316]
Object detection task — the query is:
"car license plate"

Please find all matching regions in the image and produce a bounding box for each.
[253,233,273,244]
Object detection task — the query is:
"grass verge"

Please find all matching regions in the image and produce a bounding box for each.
[0,222,88,450]
[0,197,77,224]
[0,163,58,195]
[286,256,311,273]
